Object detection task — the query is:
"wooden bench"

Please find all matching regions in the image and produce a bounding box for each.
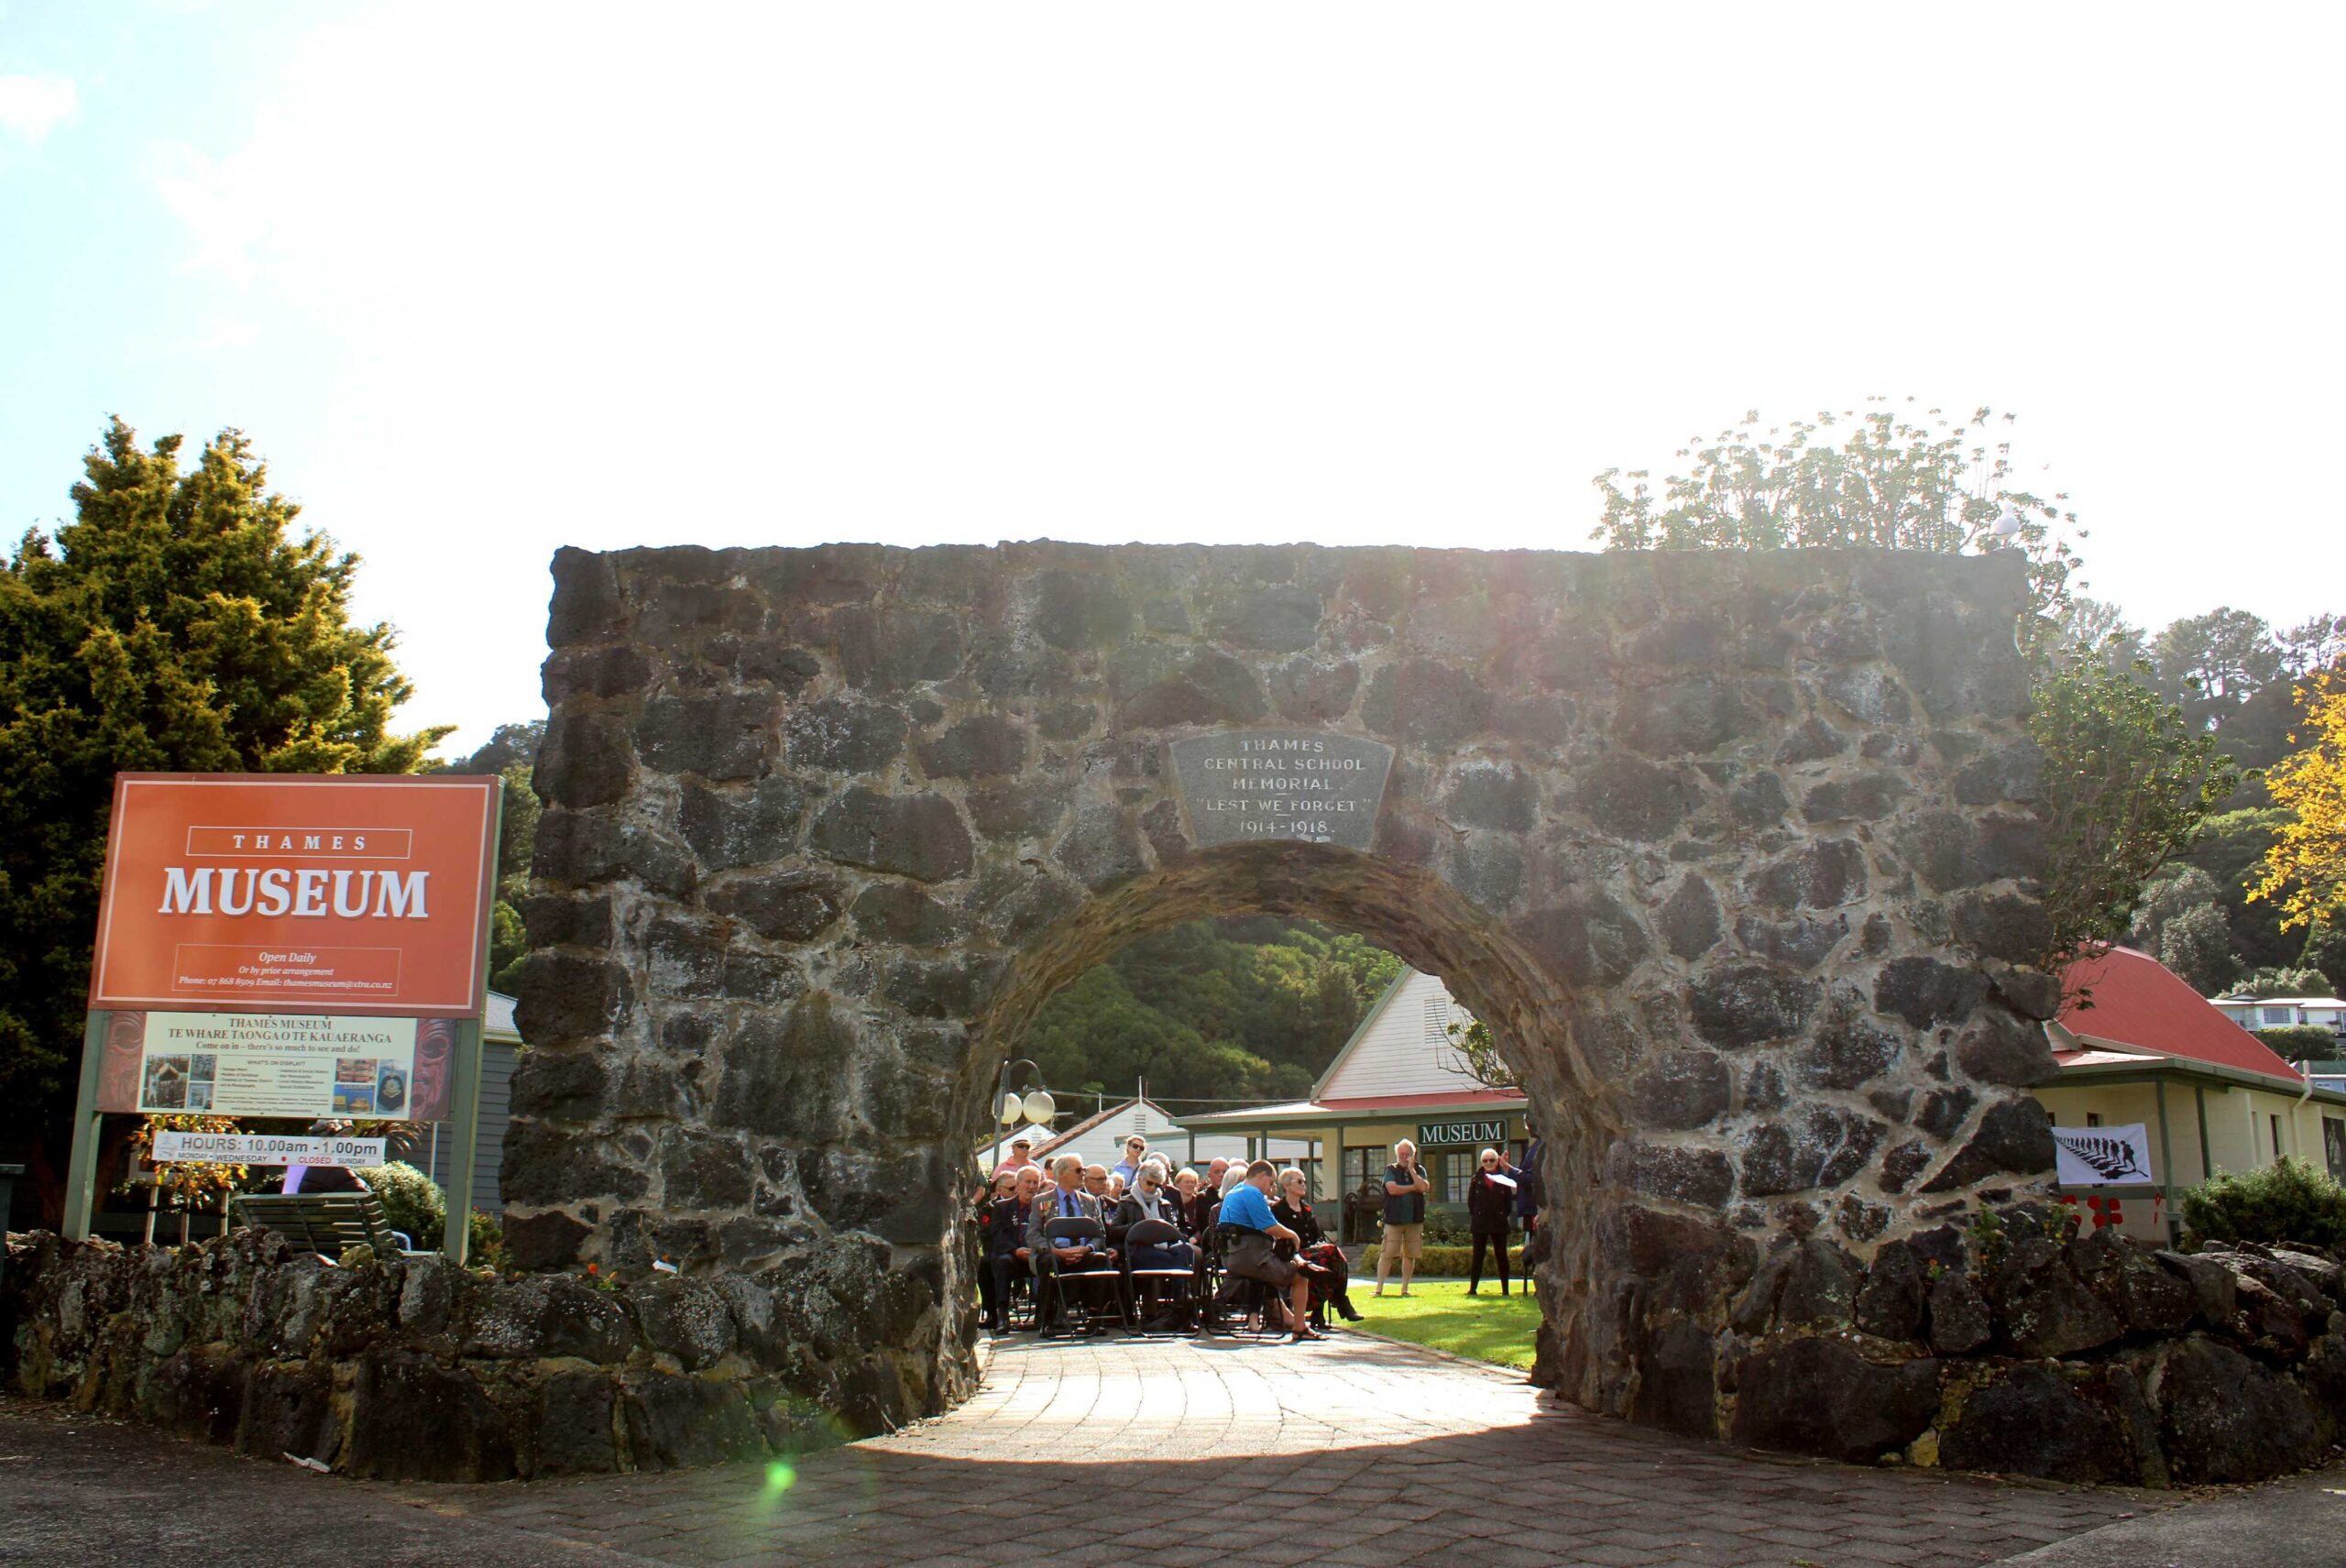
[232,1190,422,1257]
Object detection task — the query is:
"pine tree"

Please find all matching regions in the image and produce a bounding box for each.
[0,419,447,1169]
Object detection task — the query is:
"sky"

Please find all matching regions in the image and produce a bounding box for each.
[3,4,2342,759]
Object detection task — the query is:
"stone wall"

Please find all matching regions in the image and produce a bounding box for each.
[13,1221,2346,1486]
[515,540,2062,1440]
[1,1229,884,1480]
[1698,1214,2346,1486]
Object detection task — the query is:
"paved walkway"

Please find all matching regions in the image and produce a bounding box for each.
[0,1332,2209,1568]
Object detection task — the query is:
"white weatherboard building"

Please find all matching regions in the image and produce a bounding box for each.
[979,1094,1310,1179]
[2209,993,2346,1035]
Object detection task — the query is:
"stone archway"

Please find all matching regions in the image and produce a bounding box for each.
[509,541,2060,1440]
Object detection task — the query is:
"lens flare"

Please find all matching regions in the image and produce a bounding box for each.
[763,1460,796,1497]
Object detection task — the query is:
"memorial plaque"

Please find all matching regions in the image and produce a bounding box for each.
[1168,729,1395,850]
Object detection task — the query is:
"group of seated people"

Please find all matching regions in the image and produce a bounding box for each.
[973,1134,1363,1344]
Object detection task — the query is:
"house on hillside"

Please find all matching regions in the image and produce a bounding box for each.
[2041,948,2346,1241]
[979,1095,1309,1179]
[2209,992,2346,1036]
[1176,968,1530,1240]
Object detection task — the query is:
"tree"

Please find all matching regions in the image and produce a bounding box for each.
[2301,923,2346,1000]
[1590,401,2237,979]
[2060,597,2147,672]
[1017,917,1402,1109]
[1442,1017,1518,1091]
[2152,609,2284,726]
[1592,398,2083,639]
[2129,865,2224,954]
[2253,1025,2340,1066]
[2252,674,2346,937]
[2159,903,2240,994]
[445,725,545,992]
[2031,654,2240,972]
[0,419,446,1178]
[2235,966,2329,999]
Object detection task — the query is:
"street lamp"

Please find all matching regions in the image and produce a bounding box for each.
[994,1058,1055,1133]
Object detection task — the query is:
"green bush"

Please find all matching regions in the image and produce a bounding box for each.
[1419,1208,1472,1245]
[2180,1157,2346,1251]
[1355,1242,1522,1277]
[468,1210,508,1270]
[2253,1025,2340,1064]
[357,1161,446,1248]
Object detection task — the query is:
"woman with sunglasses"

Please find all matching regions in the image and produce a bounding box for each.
[1465,1146,1524,1296]
[1272,1168,1365,1325]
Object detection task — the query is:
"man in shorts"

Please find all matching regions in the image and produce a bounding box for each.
[1211,1159,1322,1343]
[1376,1138,1431,1297]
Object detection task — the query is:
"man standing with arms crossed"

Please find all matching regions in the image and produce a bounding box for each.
[1375,1138,1431,1298]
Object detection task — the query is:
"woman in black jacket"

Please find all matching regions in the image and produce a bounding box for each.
[1272,1168,1364,1323]
[1465,1147,1522,1295]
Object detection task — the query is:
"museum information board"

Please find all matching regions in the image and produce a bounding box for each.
[93,1009,457,1121]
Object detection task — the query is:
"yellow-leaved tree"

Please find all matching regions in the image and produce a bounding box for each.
[2252,674,2346,930]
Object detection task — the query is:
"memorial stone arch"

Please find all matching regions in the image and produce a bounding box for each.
[510,541,2060,1441]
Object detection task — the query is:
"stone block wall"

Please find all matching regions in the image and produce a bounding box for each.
[1,1229,907,1480]
[1694,1212,2346,1486]
[512,540,2067,1435]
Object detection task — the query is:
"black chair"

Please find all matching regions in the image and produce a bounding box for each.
[1121,1218,1196,1332]
[1035,1215,1129,1338]
[1202,1224,1283,1338]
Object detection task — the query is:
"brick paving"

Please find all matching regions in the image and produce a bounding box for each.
[403,1332,2174,1568]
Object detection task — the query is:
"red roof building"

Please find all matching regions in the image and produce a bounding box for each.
[2041,947,2346,1242]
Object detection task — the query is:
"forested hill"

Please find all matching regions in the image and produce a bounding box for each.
[1020,918,1404,1108]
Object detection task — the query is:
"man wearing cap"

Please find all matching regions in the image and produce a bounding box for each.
[995,1135,1037,1178]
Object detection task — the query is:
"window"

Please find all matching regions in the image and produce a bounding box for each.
[1442,1150,1472,1205]
[2085,1112,2102,1128]
[2272,1114,2285,1159]
[2264,1006,2294,1026]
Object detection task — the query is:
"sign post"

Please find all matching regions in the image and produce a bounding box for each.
[64,772,501,1252]
[442,780,499,1265]
[61,1011,110,1243]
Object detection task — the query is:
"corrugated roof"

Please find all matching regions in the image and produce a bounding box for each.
[2059,948,2306,1084]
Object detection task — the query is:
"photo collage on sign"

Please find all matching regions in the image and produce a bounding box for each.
[331,1058,380,1115]
[139,1053,218,1112]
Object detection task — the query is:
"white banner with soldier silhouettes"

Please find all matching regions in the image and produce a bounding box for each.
[2053,1123,2154,1186]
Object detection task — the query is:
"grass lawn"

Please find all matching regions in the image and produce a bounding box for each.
[1351,1279,1540,1371]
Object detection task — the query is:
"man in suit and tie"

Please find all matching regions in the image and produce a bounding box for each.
[1028,1153,1119,1331]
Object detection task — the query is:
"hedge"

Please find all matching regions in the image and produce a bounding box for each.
[1354,1243,1521,1277]
[2181,1156,2346,1250]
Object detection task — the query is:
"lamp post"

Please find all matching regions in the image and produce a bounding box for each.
[992,1058,1056,1157]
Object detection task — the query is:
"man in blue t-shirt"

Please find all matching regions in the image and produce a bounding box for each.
[1212,1159,1322,1343]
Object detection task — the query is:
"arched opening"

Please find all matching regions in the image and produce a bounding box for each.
[951,839,1618,1388]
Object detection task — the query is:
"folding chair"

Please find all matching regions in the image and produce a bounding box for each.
[1121,1218,1197,1332]
[1202,1225,1285,1339]
[1035,1215,1130,1338]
